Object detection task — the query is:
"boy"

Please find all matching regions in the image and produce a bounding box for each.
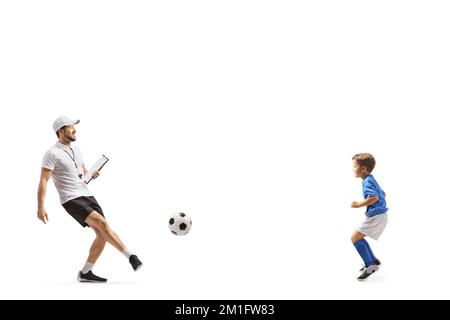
[351,153,388,281]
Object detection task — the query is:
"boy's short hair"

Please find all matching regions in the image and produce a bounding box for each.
[352,153,376,173]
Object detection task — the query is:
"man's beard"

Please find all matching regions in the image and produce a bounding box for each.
[64,133,76,142]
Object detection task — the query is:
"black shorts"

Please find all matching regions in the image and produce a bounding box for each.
[62,196,105,228]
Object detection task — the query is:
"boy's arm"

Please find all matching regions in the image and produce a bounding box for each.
[351,195,379,208]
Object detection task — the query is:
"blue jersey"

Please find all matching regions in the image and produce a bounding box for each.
[362,175,388,217]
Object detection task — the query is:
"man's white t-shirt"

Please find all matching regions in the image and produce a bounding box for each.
[42,142,92,204]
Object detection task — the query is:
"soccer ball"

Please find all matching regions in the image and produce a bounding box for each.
[168,212,192,236]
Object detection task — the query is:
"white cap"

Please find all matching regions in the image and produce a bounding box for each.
[53,116,80,133]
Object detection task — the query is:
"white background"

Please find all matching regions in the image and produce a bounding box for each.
[1,1,449,300]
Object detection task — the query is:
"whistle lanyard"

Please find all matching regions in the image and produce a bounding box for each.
[60,147,83,179]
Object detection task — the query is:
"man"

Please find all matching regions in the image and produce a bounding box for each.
[37,116,143,283]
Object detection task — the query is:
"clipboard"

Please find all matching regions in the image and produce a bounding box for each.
[85,155,109,184]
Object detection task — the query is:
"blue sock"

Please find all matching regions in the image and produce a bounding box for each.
[354,240,374,267]
[360,239,376,263]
